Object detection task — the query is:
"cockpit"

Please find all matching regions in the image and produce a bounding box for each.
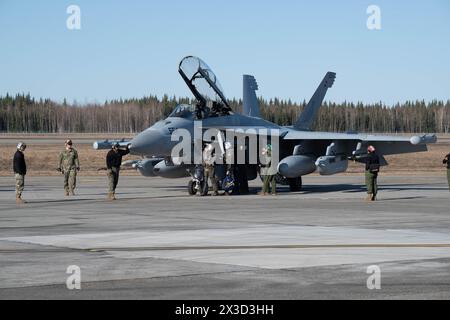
[168,104,196,119]
[178,56,233,119]
[168,102,233,120]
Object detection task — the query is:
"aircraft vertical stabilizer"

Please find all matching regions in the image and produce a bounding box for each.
[294,72,336,131]
[243,74,261,118]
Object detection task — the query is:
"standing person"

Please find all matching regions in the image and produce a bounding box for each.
[58,139,80,196]
[13,142,27,204]
[443,152,450,191]
[354,145,380,201]
[235,164,249,195]
[260,144,277,196]
[235,144,249,195]
[203,143,219,196]
[106,143,130,200]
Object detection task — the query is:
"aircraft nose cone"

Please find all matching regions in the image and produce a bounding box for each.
[129,130,171,156]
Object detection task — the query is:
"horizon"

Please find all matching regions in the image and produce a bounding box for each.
[1,92,449,108]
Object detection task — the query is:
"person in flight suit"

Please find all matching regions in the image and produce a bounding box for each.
[13,142,27,204]
[58,139,80,196]
[203,143,219,196]
[260,144,277,196]
[354,145,380,201]
[106,143,130,200]
[443,152,450,191]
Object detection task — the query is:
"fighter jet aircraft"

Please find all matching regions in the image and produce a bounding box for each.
[94,55,437,192]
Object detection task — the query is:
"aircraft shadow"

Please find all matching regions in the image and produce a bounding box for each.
[262,183,448,195]
[379,196,427,201]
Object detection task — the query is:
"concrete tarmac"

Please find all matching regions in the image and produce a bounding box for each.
[0,174,449,299]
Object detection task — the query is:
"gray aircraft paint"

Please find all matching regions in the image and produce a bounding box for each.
[294,72,336,131]
[243,75,261,118]
[94,56,437,184]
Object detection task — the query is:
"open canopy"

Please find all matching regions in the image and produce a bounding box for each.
[178,56,229,108]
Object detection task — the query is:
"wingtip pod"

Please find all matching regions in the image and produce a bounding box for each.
[93,140,109,150]
[93,139,129,150]
[410,134,437,145]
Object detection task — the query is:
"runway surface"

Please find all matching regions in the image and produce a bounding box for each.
[0,174,449,299]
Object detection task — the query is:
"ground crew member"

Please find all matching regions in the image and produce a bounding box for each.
[354,145,380,201]
[260,144,276,196]
[13,142,27,204]
[58,139,80,196]
[235,144,249,195]
[203,143,219,196]
[235,164,249,195]
[106,143,130,200]
[443,153,450,191]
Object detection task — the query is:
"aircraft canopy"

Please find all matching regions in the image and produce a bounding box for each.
[168,104,196,119]
[178,56,229,108]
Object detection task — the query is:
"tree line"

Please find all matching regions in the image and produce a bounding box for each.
[0,93,448,133]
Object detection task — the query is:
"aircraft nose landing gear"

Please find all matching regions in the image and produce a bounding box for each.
[188,165,209,196]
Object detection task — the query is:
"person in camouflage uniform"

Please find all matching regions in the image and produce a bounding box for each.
[58,139,80,196]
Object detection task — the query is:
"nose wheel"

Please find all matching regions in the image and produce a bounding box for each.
[188,180,209,196]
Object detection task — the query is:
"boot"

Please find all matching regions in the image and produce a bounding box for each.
[107,192,114,200]
[371,194,377,201]
[16,195,26,204]
[111,192,117,200]
[65,190,70,196]
[365,193,373,202]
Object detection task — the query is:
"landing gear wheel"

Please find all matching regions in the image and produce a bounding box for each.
[288,177,302,192]
[188,180,197,195]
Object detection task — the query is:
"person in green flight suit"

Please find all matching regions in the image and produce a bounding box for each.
[260,144,277,196]
[58,139,80,196]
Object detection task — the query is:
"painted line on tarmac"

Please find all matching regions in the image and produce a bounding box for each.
[87,243,450,252]
[3,244,450,254]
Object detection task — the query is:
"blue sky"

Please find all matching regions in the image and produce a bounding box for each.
[0,0,449,105]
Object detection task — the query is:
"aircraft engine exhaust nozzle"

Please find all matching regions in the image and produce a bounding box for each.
[410,134,437,145]
[277,155,316,178]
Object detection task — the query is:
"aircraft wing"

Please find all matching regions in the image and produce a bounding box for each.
[282,130,437,155]
[201,123,436,155]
